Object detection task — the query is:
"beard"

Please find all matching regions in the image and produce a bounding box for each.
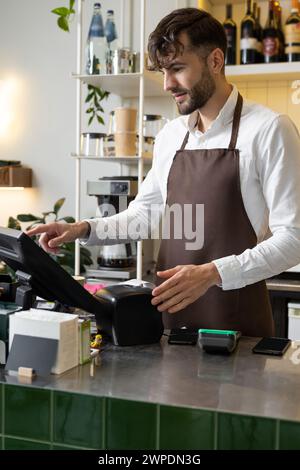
[173,67,216,115]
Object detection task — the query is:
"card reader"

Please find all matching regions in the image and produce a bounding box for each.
[198,329,241,354]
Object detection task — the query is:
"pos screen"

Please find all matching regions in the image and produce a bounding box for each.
[0,227,102,315]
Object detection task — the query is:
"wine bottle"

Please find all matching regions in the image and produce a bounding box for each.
[253,2,263,63]
[285,0,300,62]
[240,0,257,64]
[274,2,285,62]
[223,4,237,65]
[263,0,280,63]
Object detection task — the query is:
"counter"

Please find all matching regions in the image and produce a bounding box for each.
[0,336,300,450]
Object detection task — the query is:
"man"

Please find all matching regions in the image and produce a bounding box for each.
[27,8,300,336]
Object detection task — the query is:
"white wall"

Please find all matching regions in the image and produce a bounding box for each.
[0,0,181,227]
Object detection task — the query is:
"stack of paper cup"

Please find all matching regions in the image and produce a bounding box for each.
[114,107,137,157]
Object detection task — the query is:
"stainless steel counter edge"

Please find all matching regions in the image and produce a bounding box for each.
[1,336,300,423]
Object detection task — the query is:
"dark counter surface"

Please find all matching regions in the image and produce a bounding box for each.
[1,336,300,422]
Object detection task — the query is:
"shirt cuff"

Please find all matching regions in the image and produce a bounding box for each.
[79,219,105,246]
[212,255,246,290]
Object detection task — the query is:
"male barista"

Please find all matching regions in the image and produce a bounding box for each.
[27,8,300,336]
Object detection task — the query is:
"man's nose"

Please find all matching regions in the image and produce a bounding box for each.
[163,72,177,92]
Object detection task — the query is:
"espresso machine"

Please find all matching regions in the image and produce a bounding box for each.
[86,176,155,281]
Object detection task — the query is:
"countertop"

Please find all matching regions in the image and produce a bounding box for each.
[2,335,299,422]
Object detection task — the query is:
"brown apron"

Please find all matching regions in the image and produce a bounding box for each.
[156,93,274,337]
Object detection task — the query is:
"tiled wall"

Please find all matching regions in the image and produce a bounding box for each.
[234,80,300,130]
[0,383,299,450]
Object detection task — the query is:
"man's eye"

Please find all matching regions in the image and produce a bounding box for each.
[172,67,184,72]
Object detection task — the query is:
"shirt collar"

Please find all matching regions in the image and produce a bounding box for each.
[186,84,239,134]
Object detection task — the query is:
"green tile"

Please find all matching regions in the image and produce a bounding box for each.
[106,398,157,450]
[0,384,2,434]
[4,385,51,441]
[217,413,276,450]
[279,420,300,450]
[160,405,214,450]
[53,444,88,450]
[4,437,51,450]
[54,391,103,449]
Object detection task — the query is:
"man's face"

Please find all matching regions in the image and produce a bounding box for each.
[161,33,216,115]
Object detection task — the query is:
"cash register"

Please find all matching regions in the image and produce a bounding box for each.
[0,228,163,346]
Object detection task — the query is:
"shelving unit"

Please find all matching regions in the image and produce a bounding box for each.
[73,0,300,278]
[73,0,147,279]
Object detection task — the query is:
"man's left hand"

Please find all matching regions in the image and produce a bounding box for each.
[151,263,221,314]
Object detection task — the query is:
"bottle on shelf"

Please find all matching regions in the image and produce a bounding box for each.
[253,2,263,63]
[274,2,285,61]
[105,10,118,50]
[285,0,300,62]
[85,3,107,75]
[223,4,237,65]
[240,0,257,64]
[263,0,280,63]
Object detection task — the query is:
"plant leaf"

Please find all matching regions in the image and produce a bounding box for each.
[85,92,94,103]
[16,214,40,222]
[51,7,70,16]
[57,16,69,32]
[88,115,94,126]
[54,198,65,214]
[97,115,105,125]
[70,0,75,11]
[7,217,21,230]
[60,216,75,223]
[86,107,94,114]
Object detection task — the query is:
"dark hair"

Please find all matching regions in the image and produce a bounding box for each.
[147,8,227,72]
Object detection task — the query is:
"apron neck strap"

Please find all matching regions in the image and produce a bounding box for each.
[228,93,243,150]
[180,130,190,151]
[179,92,243,152]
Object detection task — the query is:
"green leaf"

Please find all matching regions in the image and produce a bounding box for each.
[94,86,104,97]
[96,104,104,113]
[57,16,69,32]
[97,115,105,125]
[60,216,75,223]
[7,217,21,230]
[86,107,94,114]
[51,7,70,16]
[16,214,40,222]
[54,197,65,214]
[70,0,75,11]
[85,92,94,103]
[88,115,94,126]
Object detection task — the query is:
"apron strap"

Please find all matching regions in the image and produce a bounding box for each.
[228,93,243,150]
[180,131,190,151]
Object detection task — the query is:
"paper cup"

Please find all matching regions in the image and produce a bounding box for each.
[114,132,136,156]
[115,107,137,132]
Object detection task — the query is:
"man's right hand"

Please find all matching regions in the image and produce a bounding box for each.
[26,221,90,254]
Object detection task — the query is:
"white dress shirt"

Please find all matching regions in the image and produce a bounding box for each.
[83,84,300,291]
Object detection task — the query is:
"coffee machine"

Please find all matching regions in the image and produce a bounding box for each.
[86,176,155,281]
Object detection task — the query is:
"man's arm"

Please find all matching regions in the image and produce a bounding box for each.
[213,114,300,290]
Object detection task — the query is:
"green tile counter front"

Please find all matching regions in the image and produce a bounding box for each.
[0,336,300,450]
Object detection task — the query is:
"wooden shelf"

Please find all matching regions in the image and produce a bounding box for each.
[226,62,300,82]
[71,154,153,165]
[73,71,166,98]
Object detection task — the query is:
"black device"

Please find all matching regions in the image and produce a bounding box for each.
[252,337,291,356]
[168,328,198,345]
[198,329,242,354]
[0,228,163,346]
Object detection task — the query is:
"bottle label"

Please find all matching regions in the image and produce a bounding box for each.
[240,37,258,50]
[263,37,279,57]
[225,30,235,48]
[285,24,300,54]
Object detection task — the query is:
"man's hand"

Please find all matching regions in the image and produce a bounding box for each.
[26,221,90,254]
[151,263,221,314]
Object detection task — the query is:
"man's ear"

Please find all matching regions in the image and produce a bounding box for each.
[207,48,224,75]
